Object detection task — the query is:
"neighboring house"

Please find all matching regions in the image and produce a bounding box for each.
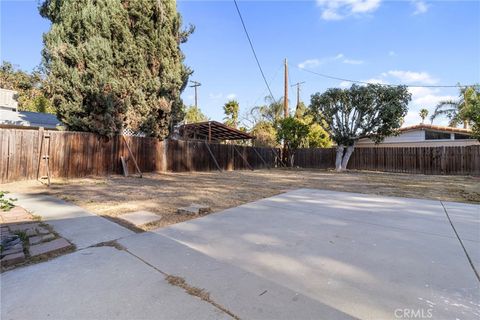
[0,88,18,111]
[0,88,61,129]
[357,124,479,147]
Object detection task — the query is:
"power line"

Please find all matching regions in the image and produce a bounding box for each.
[233,0,276,101]
[252,62,283,107]
[297,66,475,88]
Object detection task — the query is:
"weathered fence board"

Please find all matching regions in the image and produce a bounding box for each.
[293,146,480,175]
[0,129,282,183]
[1,127,479,183]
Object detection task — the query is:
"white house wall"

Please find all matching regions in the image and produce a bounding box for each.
[357,129,425,145]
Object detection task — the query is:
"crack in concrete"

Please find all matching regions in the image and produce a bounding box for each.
[105,240,241,320]
[440,201,480,282]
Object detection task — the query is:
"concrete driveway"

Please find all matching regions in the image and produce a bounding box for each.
[2,189,479,319]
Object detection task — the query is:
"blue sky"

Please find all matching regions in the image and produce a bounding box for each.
[1,0,479,127]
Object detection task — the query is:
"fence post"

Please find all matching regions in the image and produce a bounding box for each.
[36,127,45,180]
[441,146,446,174]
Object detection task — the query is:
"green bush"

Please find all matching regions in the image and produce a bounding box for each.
[0,191,17,211]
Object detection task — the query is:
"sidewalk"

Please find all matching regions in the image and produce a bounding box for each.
[12,193,134,249]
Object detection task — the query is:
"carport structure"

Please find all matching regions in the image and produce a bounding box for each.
[179,120,254,142]
[178,121,268,171]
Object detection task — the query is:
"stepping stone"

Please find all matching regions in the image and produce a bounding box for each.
[177,204,212,215]
[29,238,72,257]
[9,223,40,233]
[42,234,55,242]
[29,236,43,245]
[1,243,23,257]
[29,234,55,245]
[0,251,25,266]
[25,228,37,237]
[119,211,162,227]
[36,226,50,235]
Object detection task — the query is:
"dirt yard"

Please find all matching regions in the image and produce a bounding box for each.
[3,169,479,231]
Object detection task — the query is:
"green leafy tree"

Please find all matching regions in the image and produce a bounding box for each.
[294,104,331,148]
[276,117,309,167]
[310,84,411,171]
[294,101,307,119]
[184,105,208,123]
[40,0,192,138]
[306,121,331,148]
[223,99,239,128]
[430,85,480,129]
[250,121,278,147]
[463,86,480,141]
[419,108,429,124]
[0,61,54,113]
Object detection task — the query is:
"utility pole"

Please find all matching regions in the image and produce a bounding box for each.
[189,81,201,108]
[284,58,288,118]
[291,81,305,116]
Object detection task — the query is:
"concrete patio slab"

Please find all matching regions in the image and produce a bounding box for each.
[0,247,231,320]
[11,194,134,249]
[119,210,162,226]
[441,201,480,243]
[3,189,478,320]
[150,189,480,320]
[119,232,356,320]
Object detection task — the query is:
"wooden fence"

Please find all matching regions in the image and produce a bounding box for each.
[0,128,281,183]
[1,127,479,183]
[293,146,480,175]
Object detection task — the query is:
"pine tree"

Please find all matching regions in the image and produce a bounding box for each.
[40,0,192,138]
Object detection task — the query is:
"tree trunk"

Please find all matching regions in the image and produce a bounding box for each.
[289,154,295,167]
[335,145,345,171]
[341,145,355,170]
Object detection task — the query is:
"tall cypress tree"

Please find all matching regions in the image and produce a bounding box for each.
[40,0,192,138]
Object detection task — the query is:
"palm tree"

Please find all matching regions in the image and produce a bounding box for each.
[419,108,429,124]
[430,86,479,129]
[250,96,284,124]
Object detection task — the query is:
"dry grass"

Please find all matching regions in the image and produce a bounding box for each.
[2,169,479,232]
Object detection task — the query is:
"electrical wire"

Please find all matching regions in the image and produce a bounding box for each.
[233,0,276,101]
[297,66,476,88]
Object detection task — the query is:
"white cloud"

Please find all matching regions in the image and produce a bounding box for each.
[411,0,428,15]
[226,93,237,100]
[364,78,387,85]
[412,93,455,107]
[298,59,321,69]
[403,86,455,125]
[298,53,363,68]
[385,70,438,84]
[322,8,344,20]
[338,78,385,88]
[343,59,364,65]
[388,51,396,57]
[209,93,223,100]
[404,84,454,109]
[317,0,382,20]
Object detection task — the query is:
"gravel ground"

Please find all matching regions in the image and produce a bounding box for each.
[3,169,479,231]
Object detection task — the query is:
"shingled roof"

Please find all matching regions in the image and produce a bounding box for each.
[0,109,60,129]
[399,124,471,135]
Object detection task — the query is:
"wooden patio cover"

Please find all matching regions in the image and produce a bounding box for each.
[179,121,254,142]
